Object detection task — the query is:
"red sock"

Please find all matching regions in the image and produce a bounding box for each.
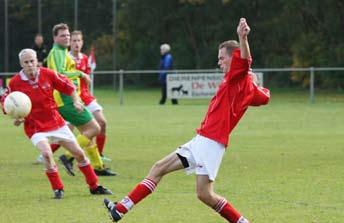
[116,178,157,214]
[50,144,61,153]
[46,169,64,190]
[96,134,106,155]
[78,164,98,190]
[214,198,241,223]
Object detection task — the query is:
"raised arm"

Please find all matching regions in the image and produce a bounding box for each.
[237,18,251,60]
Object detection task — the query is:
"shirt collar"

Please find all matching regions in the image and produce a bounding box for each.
[53,43,67,50]
[19,69,40,83]
[69,51,82,60]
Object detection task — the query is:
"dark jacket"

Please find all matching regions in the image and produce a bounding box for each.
[32,44,48,65]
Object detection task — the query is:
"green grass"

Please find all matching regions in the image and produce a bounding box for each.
[0,88,343,223]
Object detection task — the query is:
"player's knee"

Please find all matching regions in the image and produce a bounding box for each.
[72,148,86,161]
[41,151,54,168]
[98,119,106,132]
[93,122,101,136]
[84,122,101,138]
[41,150,52,161]
[196,188,212,204]
[151,160,166,176]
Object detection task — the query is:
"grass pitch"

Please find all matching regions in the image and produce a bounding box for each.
[0,88,343,223]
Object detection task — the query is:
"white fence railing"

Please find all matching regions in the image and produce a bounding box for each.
[1,67,344,105]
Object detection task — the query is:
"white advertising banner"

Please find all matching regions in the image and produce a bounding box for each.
[167,73,223,99]
[167,72,263,99]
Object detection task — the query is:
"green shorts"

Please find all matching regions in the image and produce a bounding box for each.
[58,104,93,126]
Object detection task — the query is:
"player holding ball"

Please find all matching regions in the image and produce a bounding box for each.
[0,49,113,199]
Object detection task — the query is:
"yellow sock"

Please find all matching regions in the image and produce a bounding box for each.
[85,144,104,170]
[76,134,91,148]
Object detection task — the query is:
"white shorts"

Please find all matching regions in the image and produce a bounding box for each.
[30,125,77,146]
[86,100,103,113]
[175,134,225,181]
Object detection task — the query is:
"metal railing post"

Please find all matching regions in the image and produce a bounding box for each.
[113,72,117,90]
[119,69,124,105]
[309,67,315,103]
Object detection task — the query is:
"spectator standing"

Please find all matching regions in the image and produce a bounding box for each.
[159,43,178,105]
[32,33,48,67]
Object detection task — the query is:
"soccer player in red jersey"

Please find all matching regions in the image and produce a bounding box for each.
[69,30,111,161]
[103,18,270,223]
[0,49,113,199]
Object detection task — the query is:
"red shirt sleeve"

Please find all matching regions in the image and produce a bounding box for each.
[227,49,252,83]
[250,84,270,106]
[49,70,76,95]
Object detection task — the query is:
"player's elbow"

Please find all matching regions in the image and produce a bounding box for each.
[251,97,270,106]
[262,90,271,105]
[261,95,270,105]
[251,88,270,106]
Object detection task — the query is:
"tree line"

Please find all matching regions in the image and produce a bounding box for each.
[1,0,343,88]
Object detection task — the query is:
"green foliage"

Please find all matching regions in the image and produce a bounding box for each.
[93,34,114,70]
[1,0,344,87]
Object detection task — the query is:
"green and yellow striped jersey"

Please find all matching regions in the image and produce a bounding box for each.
[47,44,82,107]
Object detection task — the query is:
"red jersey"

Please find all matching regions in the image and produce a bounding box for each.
[197,49,270,147]
[4,67,76,138]
[70,52,95,105]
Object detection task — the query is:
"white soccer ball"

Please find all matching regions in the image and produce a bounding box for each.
[4,91,32,119]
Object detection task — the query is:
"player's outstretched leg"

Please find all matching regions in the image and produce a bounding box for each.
[103,152,184,221]
[104,178,156,222]
[196,175,250,223]
[104,199,123,222]
[212,198,249,223]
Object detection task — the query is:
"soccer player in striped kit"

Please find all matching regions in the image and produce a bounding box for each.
[47,23,115,176]
[104,18,270,223]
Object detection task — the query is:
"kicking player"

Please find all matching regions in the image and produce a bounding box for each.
[103,18,270,223]
[0,49,112,199]
[69,30,111,161]
[47,23,115,176]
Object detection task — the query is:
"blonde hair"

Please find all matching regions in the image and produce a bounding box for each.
[18,48,37,61]
[71,30,83,37]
